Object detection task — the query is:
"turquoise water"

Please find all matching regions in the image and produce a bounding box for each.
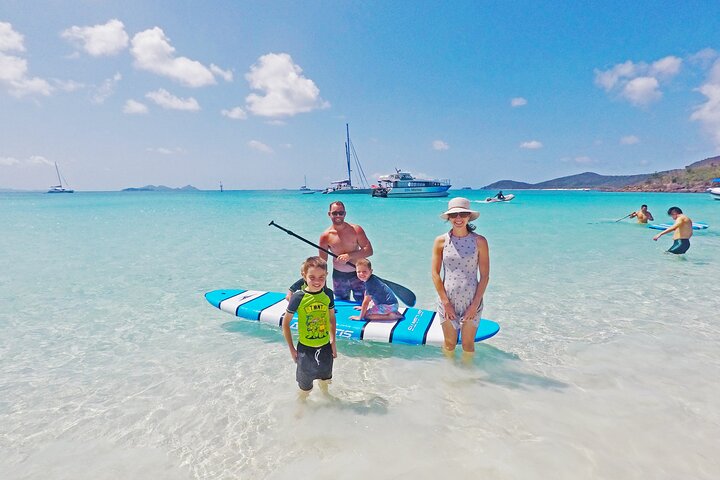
[2,190,719,479]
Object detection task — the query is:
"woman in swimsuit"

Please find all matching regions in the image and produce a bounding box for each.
[431,197,490,358]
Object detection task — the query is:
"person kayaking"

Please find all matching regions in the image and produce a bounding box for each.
[628,204,654,224]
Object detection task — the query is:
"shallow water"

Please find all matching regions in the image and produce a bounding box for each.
[2,190,719,479]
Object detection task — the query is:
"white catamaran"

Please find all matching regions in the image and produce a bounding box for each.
[371,169,451,198]
[47,162,74,193]
[323,124,372,194]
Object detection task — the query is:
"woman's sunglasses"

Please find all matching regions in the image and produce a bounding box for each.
[447,212,471,218]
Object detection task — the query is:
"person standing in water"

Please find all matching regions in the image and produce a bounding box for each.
[319,201,373,301]
[431,197,490,360]
[653,206,693,254]
[628,204,654,223]
[283,256,336,396]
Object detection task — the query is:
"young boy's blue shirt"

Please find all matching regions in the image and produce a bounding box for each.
[364,274,397,305]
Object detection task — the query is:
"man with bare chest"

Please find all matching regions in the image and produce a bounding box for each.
[319,201,373,301]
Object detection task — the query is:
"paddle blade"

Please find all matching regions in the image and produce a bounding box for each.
[377,276,416,307]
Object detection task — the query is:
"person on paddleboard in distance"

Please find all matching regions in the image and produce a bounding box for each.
[318,201,374,301]
[653,206,693,254]
[282,256,336,397]
[431,197,490,361]
[349,258,403,321]
[628,204,654,223]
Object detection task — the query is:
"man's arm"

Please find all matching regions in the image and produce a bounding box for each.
[318,231,330,261]
[647,212,654,221]
[653,218,681,240]
[345,225,373,262]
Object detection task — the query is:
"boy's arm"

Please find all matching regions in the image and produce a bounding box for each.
[329,309,337,358]
[282,311,297,362]
[286,278,304,301]
[350,295,371,319]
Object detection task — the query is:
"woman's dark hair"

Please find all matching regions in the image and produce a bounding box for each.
[467,223,476,232]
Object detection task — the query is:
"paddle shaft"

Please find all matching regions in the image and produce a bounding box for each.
[269,220,356,267]
[269,220,416,306]
[615,213,632,222]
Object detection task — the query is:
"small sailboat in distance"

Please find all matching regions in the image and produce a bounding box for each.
[47,162,74,193]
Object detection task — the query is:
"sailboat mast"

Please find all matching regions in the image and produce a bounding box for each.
[55,162,62,186]
[345,123,352,187]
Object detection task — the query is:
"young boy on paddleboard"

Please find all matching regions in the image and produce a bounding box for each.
[282,256,337,396]
[349,258,403,321]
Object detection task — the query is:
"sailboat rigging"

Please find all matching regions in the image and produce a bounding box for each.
[322,124,372,194]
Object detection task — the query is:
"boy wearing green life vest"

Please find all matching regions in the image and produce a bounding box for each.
[283,256,337,395]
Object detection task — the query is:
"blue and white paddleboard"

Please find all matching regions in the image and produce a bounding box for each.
[648,222,709,231]
[205,289,500,346]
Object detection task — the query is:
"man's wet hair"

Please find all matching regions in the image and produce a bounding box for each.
[329,201,345,211]
[667,206,683,215]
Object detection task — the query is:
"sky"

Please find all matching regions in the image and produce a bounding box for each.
[2,0,720,191]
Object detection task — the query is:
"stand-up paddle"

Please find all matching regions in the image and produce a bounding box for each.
[615,213,632,222]
[269,220,416,307]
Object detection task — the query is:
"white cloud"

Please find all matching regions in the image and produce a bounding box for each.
[146,147,186,155]
[0,21,25,52]
[28,155,54,166]
[265,119,287,126]
[145,88,200,111]
[620,135,640,145]
[131,27,216,87]
[650,56,682,78]
[248,140,274,153]
[622,76,661,105]
[574,156,594,164]
[432,140,449,151]
[594,60,638,90]
[245,53,329,117]
[594,55,681,106]
[221,106,247,120]
[0,156,20,166]
[92,73,121,104]
[520,140,543,149]
[61,19,129,57]
[53,79,85,92]
[1,154,54,167]
[689,48,718,68]
[511,97,527,107]
[691,58,720,148]
[123,99,149,114]
[0,23,52,97]
[210,64,233,82]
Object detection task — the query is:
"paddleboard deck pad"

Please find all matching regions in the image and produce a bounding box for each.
[205,289,499,346]
[648,222,709,231]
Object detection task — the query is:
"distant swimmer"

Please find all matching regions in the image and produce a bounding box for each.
[628,204,654,224]
[653,206,693,254]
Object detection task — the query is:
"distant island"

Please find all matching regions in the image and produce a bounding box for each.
[122,185,199,192]
[483,155,720,192]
